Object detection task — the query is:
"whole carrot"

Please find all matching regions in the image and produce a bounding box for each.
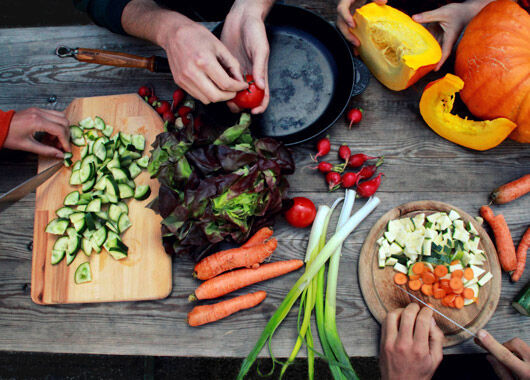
[188,291,267,327]
[511,227,530,282]
[190,260,304,301]
[490,174,530,204]
[480,205,517,272]
[242,227,274,248]
[193,238,278,280]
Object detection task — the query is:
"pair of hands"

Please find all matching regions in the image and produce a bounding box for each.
[380,303,530,380]
[336,0,492,71]
[155,0,271,114]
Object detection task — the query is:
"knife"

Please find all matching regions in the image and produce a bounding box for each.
[0,161,63,212]
[394,284,477,338]
[55,46,170,73]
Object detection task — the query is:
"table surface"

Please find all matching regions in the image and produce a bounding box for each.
[0,19,529,358]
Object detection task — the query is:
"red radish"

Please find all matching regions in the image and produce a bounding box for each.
[347,153,378,168]
[356,158,384,183]
[357,173,383,197]
[326,171,341,191]
[148,95,159,106]
[162,111,175,123]
[312,136,330,161]
[338,145,351,162]
[138,85,151,98]
[309,161,333,173]
[341,172,358,188]
[347,108,363,128]
[172,89,185,110]
[156,100,171,115]
[178,106,192,126]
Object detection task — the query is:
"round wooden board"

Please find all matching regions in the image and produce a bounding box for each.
[358,201,501,347]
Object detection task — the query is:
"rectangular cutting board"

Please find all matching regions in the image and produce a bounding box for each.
[31,94,172,304]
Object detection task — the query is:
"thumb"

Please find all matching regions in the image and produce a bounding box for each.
[251,47,269,90]
[26,138,64,158]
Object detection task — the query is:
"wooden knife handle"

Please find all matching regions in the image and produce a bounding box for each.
[75,48,157,72]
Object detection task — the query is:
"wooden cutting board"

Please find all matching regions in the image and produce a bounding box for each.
[31,94,172,304]
[359,201,501,346]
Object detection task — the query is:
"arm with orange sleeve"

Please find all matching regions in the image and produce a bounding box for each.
[0,110,15,149]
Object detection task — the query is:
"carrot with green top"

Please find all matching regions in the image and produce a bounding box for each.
[480,205,517,272]
[490,174,530,204]
[511,227,530,282]
[188,291,267,327]
[193,238,278,280]
[190,260,304,301]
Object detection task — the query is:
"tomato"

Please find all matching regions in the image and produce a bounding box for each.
[232,75,265,109]
[284,197,317,228]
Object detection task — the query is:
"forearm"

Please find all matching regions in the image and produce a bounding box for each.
[464,0,496,17]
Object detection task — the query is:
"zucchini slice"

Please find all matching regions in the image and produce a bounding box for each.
[74,262,92,284]
[134,184,151,200]
[70,125,85,146]
[45,218,69,235]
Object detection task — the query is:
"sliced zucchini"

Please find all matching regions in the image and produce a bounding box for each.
[136,156,149,168]
[81,238,93,256]
[93,137,107,162]
[117,202,129,215]
[70,125,85,146]
[45,218,69,235]
[81,177,96,192]
[94,116,105,130]
[64,191,80,206]
[102,124,114,137]
[118,184,134,199]
[72,160,81,171]
[56,206,74,219]
[91,227,107,247]
[86,198,101,213]
[108,204,123,222]
[74,262,92,284]
[63,152,73,167]
[51,249,66,265]
[110,167,129,183]
[128,162,142,179]
[79,117,94,129]
[79,162,95,183]
[118,213,132,234]
[85,129,99,141]
[131,134,145,151]
[69,170,82,186]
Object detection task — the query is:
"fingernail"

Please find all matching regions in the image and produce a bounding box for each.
[478,329,487,340]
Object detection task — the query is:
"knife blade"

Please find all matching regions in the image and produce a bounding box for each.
[0,161,63,212]
[394,284,477,338]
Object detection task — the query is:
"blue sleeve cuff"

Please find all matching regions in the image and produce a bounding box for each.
[84,0,132,35]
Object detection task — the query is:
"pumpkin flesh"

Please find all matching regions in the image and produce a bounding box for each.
[352,3,441,91]
[419,74,517,151]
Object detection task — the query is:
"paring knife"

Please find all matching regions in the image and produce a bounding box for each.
[0,161,63,213]
[394,284,477,338]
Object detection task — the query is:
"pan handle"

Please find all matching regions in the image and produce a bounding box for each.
[351,57,370,97]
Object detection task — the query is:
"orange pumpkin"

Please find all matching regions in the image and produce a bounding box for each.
[455,0,530,143]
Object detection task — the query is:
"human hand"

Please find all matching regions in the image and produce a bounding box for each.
[4,108,70,158]
[379,303,444,380]
[221,0,272,114]
[412,0,491,71]
[476,329,530,380]
[336,0,387,47]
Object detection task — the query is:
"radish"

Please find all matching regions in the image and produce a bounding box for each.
[313,161,333,173]
[341,172,358,188]
[312,136,330,161]
[172,89,185,110]
[326,171,341,191]
[347,153,378,168]
[357,173,383,197]
[338,145,351,162]
[156,100,171,115]
[148,95,159,106]
[178,106,192,126]
[162,111,175,123]
[347,108,362,128]
[356,158,383,183]
[138,86,151,98]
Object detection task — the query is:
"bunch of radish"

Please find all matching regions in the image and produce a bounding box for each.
[138,85,195,129]
[311,136,383,196]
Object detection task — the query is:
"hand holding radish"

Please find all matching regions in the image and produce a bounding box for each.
[379,303,444,380]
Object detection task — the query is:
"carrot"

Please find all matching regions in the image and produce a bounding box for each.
[409,274,420,281]
[490,174,530,205]
[421,271,436,285]
[190,260,303,301]
[453,286,464,295]
[433,288,446,299]
[451,269,464,279]
[434,265,448,277]
[450,277,463,290]
[464,267,474,281]
[443,294,456,307]
[421,284,433,296]
[511,227,530,282]
[412,262,425,275]
[480,205,517,272]
[408,279,422,291]
[394,272,408,285]
[433,282,440,293]
[440,279,451,291]
[242,227,274,248]
[463,288,475,299]
[193,238,277,280]
[451,260,460,265]
[454,296,465,309]
[187,291,267,327]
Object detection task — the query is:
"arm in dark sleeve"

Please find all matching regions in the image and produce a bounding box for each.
[73,0,132,34]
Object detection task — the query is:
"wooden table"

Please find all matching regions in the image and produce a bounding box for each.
[0,22,529,358]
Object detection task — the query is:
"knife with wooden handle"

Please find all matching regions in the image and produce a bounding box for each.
[55,46,171,73]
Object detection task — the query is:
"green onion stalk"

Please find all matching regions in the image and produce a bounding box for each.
[236,196,381,380]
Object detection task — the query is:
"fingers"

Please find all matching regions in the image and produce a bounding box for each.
[374,0,387,4]
[412,8,444,24]
[217,44,245,82]
[206,59,248,93]
[414,307,433,351]
[504,338,530,362]
[250,50,270,114]
[37,116,71,153]
[25,137,65,158]
[477,330,529,375]
[435,29,458,71]
[337,0,355,30]
[486,355,515,380]
[429,318,444,365]
[382,307,402,346]
[397,303,420,344]
[226,100,242,114]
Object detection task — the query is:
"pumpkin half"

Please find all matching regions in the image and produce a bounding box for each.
[351,3,441,91]
[455,0,530,143]
[419,74,517,151]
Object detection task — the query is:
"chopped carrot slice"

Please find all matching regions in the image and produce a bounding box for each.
[421,284,433,296]
[450,277,463,290]
[451,260,460,265]
[443,294,456,307]
[412,262,425,275]
[453,286,464,294]
[433,288,446,299]
[394,273,408,285]
[433,282,440,292]
[409,274,420,281]
[440,279,451,291]
[408,279,422,291]
[454,296,465,309]
[463,288,475,299]
[464,267,474,280]
[451,269,464,279]
[434,265,448,277]
[421,271,436,285]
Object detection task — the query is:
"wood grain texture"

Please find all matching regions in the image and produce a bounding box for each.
[0,24,528,357]
[359,201,501,347]
[31,94,172,304]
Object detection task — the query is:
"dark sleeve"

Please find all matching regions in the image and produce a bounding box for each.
[73,0,132,35]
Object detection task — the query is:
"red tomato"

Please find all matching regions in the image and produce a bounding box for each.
[232,75,265,109]
[284,197,316,228]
